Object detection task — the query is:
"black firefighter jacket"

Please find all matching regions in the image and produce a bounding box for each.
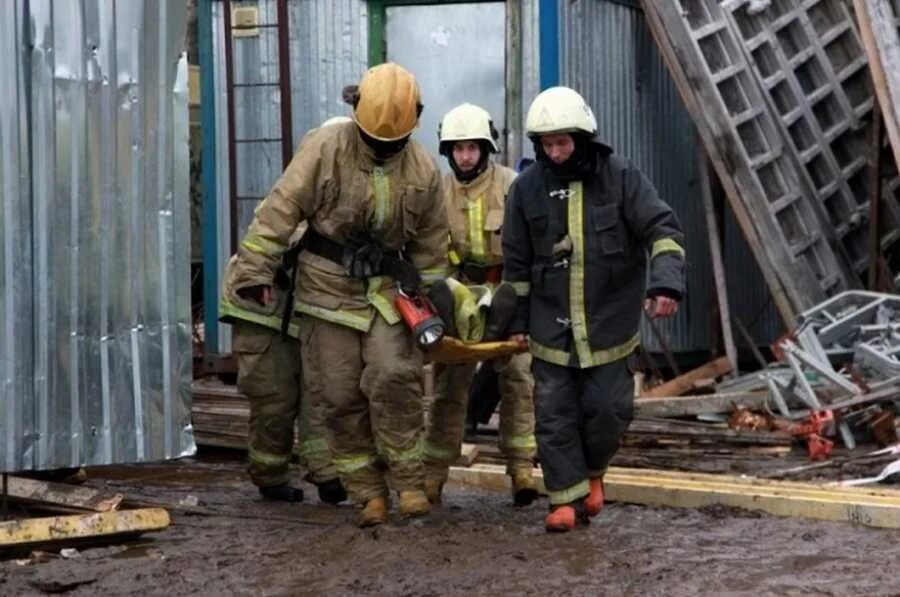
[501,150,685,369]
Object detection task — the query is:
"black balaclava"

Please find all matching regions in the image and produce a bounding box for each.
[358,127,410,162]
[533,133,597,181]
[443,140,492,183]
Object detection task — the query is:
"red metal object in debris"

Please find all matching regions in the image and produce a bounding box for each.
[787,410,835,461]
[805,435,834,461]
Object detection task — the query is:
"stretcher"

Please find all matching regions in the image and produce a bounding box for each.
[426,336,527,365]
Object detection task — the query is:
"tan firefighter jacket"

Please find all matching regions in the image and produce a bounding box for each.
[228,120,449,333]
[445,162,517,268]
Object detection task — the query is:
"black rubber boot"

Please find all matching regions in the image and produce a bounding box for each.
[259,483,304,502]
[427,280,457,338]
[316,478,348,505]
[483,282,517,341]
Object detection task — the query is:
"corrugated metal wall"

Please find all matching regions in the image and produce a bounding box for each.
[210,0,368,350]
[561,0,782,352]
[0,0,195,472]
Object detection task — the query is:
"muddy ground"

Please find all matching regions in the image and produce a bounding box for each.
[1,453,898,596]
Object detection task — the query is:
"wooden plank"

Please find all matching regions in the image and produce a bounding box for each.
[627,418,791,446]
[0,508,171,548]
[6,477,123,513]
[642,357,733,398]
[635,391,770,417]
[448,464,900,529]
[854,0,900,174]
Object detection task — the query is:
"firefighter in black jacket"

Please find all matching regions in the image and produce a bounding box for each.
[502,87,685,532]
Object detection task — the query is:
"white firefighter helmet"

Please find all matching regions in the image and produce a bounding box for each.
[525,87,597,138]
[438,103,499,153]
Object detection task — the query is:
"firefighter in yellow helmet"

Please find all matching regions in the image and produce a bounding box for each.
[504,87,685,532]
[423,104,538,507]
[227,63,448,527]
[219,116,353,505]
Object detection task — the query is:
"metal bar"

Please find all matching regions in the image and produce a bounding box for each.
[276,0,293,168]
[234,137,284,144]
[199,0,219,352]
[539,0,559,90]
[222,0,239,254]
[868,101,884,290]
[2,474,7,520]
[230,23,282,29]
[643,313,682,377]
[231,82,282,88]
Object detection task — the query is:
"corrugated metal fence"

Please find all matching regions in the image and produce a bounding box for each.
[561,0,782,353]
[0,0,195,472]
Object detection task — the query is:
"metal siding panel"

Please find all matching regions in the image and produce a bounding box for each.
[561,0,782,352]
[521,0,540,159]
[212,0,233,352]
[287,0,368,145]
[0,0,194,472]
[0,0,33,471]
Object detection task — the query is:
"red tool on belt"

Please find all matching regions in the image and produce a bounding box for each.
[785,410,835,461]
[395,288,445,351]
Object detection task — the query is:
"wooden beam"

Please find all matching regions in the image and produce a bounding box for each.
[867,101,885,291]
[699,147,738,378]
[448,464,900,529]
[0,508,171,548]
[854,0,900,175]
[635,391,770,417]
[6,477,123,513]
[628,418,791,446]
[642,357,733,398]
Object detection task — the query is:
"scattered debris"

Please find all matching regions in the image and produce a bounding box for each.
[727,408,776,432]
[178,495,200,508]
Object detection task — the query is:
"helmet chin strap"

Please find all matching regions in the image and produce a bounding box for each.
[446,140,492,183]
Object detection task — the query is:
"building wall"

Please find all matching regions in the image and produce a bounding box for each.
[0,0,195,471]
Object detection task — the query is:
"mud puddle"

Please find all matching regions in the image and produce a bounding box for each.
[0,456,897,596]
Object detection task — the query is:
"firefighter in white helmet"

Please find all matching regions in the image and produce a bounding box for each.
[423,103,538,507]
[503,87,685,531]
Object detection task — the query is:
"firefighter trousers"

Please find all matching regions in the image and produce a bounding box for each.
[299,315,425,504]
[424,352,536,481]
[233,321,337,487]
[532,357,634,505]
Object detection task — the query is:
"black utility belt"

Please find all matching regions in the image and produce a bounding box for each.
[303,228,401,268]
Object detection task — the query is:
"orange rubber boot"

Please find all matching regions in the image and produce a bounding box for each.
[544,505,577,532]
[584,478,605,517]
